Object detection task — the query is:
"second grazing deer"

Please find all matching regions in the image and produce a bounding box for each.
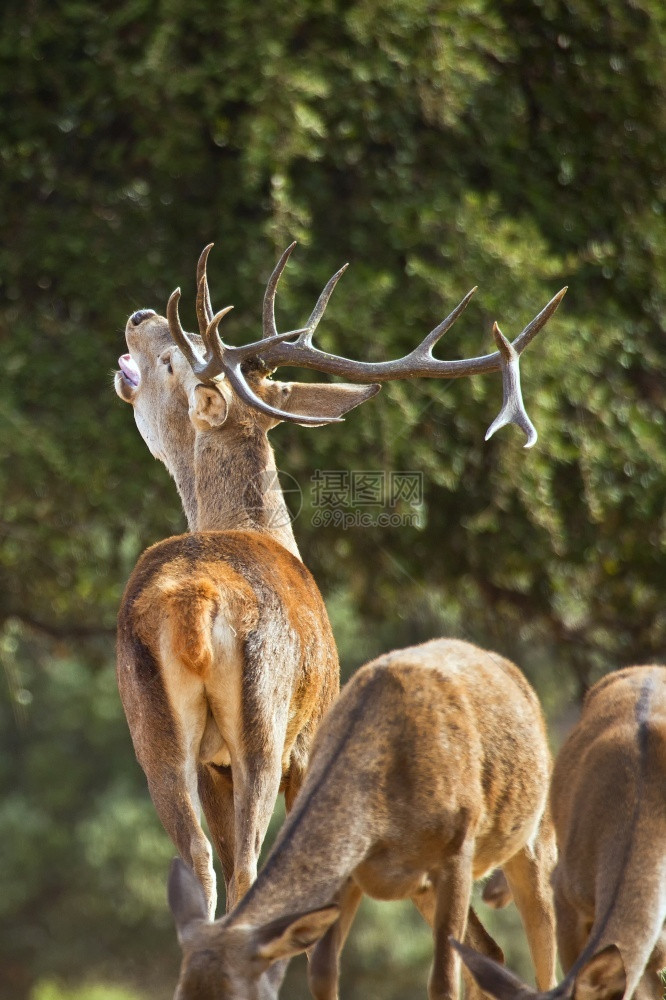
[115,245,565,917]
[166,638,557,1000]
[454,664,666,1000]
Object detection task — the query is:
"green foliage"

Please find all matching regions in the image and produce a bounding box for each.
[2,0,666,997]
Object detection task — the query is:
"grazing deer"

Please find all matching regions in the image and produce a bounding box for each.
[115,245,565,918]
[454,664,666,1000]
[166,638,558,1000]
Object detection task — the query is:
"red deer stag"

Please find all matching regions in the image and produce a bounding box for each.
[115,246,565,917]
[167,638,557,1000]
[454,664,666,1000]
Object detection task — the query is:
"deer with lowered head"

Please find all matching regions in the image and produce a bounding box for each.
[454,664,666,1000]
[115,244,565,918]
[167,638,558,1000]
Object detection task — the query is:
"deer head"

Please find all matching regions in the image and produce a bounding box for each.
[114,248,382,531]
[451,939,627,1000]
[168,858,339,1000]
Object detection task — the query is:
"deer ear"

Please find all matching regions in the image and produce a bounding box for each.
[252,905,340,962]
[450,938,536,1000]
[265,381,381,426]
[189,383,229,430]
[168,858,209,942]
[572,945,626,1000]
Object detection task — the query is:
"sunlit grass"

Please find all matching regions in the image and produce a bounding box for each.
[31,983,145,1000]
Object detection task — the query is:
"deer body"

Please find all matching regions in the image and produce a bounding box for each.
[168,638,557,1000]
[550,666,666,1000]
[456,665,666,1000]
[115,312,371,915]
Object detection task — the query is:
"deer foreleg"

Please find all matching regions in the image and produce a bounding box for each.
[503,829,557,991]
[283,735,310,812]
[307,878,363,1000]
[429,849,474,1000]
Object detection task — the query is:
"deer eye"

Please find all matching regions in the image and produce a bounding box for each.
[160,352,174,375]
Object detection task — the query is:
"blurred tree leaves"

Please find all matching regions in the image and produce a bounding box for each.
[1,0,666,996]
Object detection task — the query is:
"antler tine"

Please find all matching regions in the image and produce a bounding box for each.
[485,323,537,449]
[167,289,200,369]
[408,287,478,360]
[195,243,215,335]
[167,288,235,384]
[480,287,567,447]
[296,263,349,347]
[511,286,568,356]
[220,327,320,363]
[262,242,297,340]
[198,306,235,381]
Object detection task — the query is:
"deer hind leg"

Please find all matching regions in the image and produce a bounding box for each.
[502,827,557,991]
[308,878,363,1000]
[143,753,216,919]
[198,763,235,906]
[482,868,513,909]
[283,732,311,812]
[226,742,285,909]
[429,847,475,1000]
[120,647,217,919]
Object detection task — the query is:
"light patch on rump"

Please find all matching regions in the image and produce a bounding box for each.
[199,614,245,769]
[150,570,263,771]
[158,624,208,811]
[160,595,247,771]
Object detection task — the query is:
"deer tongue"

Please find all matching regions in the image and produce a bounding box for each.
[119,354,141,387]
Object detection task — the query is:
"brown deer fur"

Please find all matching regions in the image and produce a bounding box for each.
[456,664,666,1000]
[167,638,557,1000]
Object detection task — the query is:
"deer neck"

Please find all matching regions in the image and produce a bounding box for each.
[168,453,200,531]
[192,426,301,558]
[232,832,366,933]
[231,764,371,929]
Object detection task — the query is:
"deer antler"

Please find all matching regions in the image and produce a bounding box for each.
[168,244,567,442]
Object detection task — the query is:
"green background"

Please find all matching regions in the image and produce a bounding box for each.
[2,0,665,996]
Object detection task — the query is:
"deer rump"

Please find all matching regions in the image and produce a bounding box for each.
[118,530,334,771]
[116,529,339,915]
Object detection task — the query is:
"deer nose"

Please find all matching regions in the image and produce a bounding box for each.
[130,309,156,326]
